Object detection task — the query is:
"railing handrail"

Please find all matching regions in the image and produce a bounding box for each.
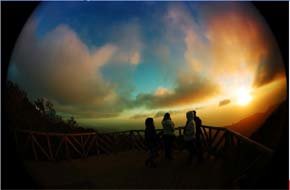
[14,125,273,155]
[226,128,273,154]
[198,125,273,154]
[15,128,97,136]
[14,125,273,187]
[202,125,227,130]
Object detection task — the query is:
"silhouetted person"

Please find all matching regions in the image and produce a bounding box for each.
[162,112,175,160]
[192,110,204,162]
[145,117,159,168]
[183,111,197,164]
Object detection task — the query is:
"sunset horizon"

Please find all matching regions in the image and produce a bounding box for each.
[3,1,289,189]
[8,1,287,134]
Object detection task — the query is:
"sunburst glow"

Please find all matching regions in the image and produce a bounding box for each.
[8,2,286,131]
[236,87,252,106]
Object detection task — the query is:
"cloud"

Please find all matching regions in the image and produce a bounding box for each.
[113,50,141,65]
[8,20,132,118]
[135,73,220,109]
[8,2,285,121]
[154,111,167,118]
[253,46,285,87]
[202,3,285,89]
[131,109,184,120]
[127,4,222,109]
[130,113,150,120]
[154,110,180,118]
[219,99,231,107]
[154,44,170,64]
[60,109,120,119]
[110,20,143,65]
[154,87,172,97]
[129,51,140,65]
[133,3,218,110]
[165,2,285,95]
[165,3,210,72]
[206,10,265,76]
[11,22,114,100]
[153,106,205,118]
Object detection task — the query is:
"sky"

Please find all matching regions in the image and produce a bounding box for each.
[8,2,287,132]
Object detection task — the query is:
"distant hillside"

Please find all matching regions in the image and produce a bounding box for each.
[226,103,280,137]
[5,81,96,133]
[250,101,288,149]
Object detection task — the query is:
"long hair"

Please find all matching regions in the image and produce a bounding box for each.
[162,112,171,122]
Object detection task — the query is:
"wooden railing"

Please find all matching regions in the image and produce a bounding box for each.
[14,125,273,186]
[200,126,273,155]
[14,126,272,160]
[199,126,273,186]
[14,129,150,161]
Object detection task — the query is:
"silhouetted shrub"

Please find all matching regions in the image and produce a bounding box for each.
[6,81,96,133]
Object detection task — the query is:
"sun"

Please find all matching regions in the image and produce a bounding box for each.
[236,87,252,106]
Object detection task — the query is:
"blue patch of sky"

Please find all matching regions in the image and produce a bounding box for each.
[33,1,189,98]
[101,62,136,98]
[133,60,174,96]
[132,41,186,97]
[184,2,210,45]
[34,2,169,49]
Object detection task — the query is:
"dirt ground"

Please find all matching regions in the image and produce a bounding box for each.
[24,150,236,188]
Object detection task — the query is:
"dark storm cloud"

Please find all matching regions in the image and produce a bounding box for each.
[253,47,285,88]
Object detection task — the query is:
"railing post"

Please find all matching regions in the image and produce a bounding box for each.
[64,136,71,160]
[80,135,85,158]
[206,128,213,157]
[95,134,100,155]
[31,133,38,161]
[129,131,134,150]
[47,135,54,160]
[79,135,85,157]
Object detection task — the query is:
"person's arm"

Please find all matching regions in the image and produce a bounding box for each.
[171,121,175,133]
[189,121,196,136]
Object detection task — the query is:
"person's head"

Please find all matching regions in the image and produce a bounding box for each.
[186,111,194,120]
[163,112,171,121]
[145,117,154,128]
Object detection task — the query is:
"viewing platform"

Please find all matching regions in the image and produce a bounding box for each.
[14,126,273,188]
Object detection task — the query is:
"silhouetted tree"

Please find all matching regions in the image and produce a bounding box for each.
[45,100,56,120]
[67,116,78,128]
[34,98,45,114]
[6,80,94,133]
